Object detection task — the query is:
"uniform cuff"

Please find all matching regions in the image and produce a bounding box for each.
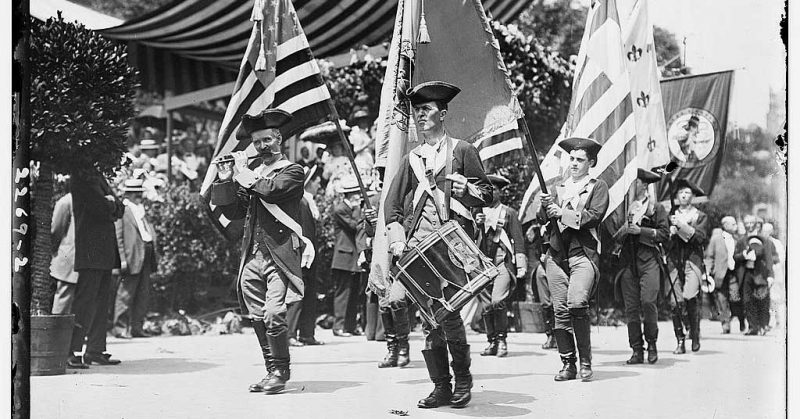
[386,222,406,245]
[233,168,259,189]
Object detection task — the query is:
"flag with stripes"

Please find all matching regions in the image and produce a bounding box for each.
[519,0,638,229]
[200,0,333,240]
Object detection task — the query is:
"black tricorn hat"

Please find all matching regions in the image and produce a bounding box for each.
[558,136,602,156]
[236,109,293,140]
[671,178,705,197]
[637,168,661,184]
[406,81,461,106]
[487,174,511,188]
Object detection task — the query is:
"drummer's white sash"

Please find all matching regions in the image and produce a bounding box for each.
[483,205,514,262]
[408,145,472,221]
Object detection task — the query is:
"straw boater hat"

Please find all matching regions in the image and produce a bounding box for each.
[351,108,370,121]
[671,178,705,197]
[303,164,323,187]
[121,178,146,193]
[236,109,293,140]
[140,139,160,150]
[338,178,361,195]
[406,81,461,106]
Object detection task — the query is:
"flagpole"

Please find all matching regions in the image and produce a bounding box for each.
[519,117,548,195]
[325,102,373,209]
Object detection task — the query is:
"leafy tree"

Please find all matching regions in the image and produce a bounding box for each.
[653,26,687,77]
[513,0,588,61]
[29,14,139,311]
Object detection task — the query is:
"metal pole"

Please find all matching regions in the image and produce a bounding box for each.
[518,117,548,195]
[166,110,173,183]
[326,102,372,208]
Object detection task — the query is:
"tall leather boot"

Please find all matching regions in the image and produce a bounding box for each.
[249,320,274,392]
[571,308,593,381]
[643,322,659,364]
[687,298,701,352]
[672,303,686,354]
[378,310,398,368]
[417,348,452,408]
[541,306,558,350]
[625,321,644,364]
[448,342,472,408]
[552,329,577,381]
[263,330,290,394]
[494,305,509,357]
[480,309,497,356]
[393,305,411,367]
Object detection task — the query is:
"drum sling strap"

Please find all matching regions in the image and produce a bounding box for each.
[406,137,455,239]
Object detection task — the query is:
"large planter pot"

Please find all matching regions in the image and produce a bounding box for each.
[31,314,74,376]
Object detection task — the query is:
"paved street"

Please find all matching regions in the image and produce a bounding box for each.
[32,321,785,419]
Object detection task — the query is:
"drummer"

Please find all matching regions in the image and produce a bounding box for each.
[383,81,494,409]
[474,174,526,358]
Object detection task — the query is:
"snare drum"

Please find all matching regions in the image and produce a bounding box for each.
[390,220,498,328]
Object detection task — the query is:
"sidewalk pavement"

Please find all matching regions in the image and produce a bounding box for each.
[32,321,785,419]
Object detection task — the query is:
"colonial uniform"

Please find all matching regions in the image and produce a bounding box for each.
[211,110,308,394]
[538,137,609,382]
[665,179,709,353]
[611,169,669,364]
[476,175,525,358]
[383,81,493,409]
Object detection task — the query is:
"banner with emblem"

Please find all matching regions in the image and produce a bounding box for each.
[655,70,734,202]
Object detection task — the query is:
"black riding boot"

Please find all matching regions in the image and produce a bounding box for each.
[672,304,686,354]
[495,305,509,357]
[644,322,659,364]
[571,308,593,381]
[417,348,452,409]
[626,321,644,364]
[553,329,577,381]
[542,306,558,349]
[249,320,274,392]
[480,309,498,356]
[378,310,398,368]
[448,342,472,408]
[393,305,411,367]
[263,330,290,394]
[687,298,701,352]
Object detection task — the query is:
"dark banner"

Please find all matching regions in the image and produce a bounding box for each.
[656,70,734,202]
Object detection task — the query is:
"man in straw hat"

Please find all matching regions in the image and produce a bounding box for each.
[383,81,494,409]
[474,174,526,358]
[210,109,311,394]
[665,178,709,353]
[539,136,609,382]
[112,179,158,339]
[611,168,669,365]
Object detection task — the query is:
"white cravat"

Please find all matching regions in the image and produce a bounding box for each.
[483,205,503,232]
[124,200,153,242]
[561,175,591,209]
[722,231,736,270]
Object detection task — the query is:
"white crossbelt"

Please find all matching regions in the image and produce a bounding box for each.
[408,151,472,221]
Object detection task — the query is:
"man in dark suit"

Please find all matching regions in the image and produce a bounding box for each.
[539,137,609,382]
[68,170,125,368]
[331,180,366,337]
[210,109,307,394]
[611,168,669,365]
[704,216,739,334]
[383,81,494,409]
[113,179,158,339]
[734,215,775,336]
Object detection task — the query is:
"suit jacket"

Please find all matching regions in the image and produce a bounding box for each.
[50,193,79,283]
[733,234,775,287]
[331,201,361,272]
[704,229,736,283]
[537,177,610,269]
[115,204,158,275]
[384,136,493,244]
[211,157,306,311]
[71,173,124,271]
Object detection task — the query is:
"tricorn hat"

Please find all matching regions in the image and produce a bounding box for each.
[406,81,461,106]
[487,174,511,188]
[236,109,293,140]
[637,168,661,184]
[671,178,705,197]
[558,137,602,156]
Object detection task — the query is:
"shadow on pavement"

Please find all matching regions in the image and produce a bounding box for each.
[286,380,364,394]
[292,359,377,366]
[593,356,689,369]
[431,390,535,417]
[586,369,640,381]
[497,351,547,358]
[591,349,633,356]
[78,358,218,375]
[398,373,534,386]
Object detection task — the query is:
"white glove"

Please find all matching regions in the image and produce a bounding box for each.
[232,151,249,174]
[744,249,757,261]
[389,241,406,256]
[300,236,315,268]
[357,251,367,266]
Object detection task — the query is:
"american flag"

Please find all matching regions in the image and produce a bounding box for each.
[200,0,333,240]
[519,0,638,228]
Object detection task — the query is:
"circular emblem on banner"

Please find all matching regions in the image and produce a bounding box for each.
[666,108,721,168]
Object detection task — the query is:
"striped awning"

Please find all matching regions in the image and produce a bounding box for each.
[100,0,530,95]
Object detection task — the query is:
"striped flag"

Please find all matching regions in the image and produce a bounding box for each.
[520,0,639,229]
[200,0,333,240]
